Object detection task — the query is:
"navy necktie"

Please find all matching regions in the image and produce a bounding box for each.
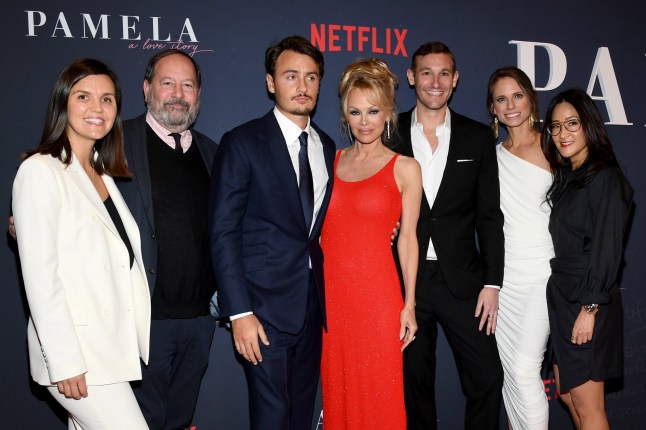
[298,131,314,233]
[169,132,183,154]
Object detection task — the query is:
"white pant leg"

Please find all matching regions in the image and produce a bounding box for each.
[47,382,148,430]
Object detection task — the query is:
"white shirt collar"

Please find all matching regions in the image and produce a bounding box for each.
[411,107,452,133]
[273,107,312,145]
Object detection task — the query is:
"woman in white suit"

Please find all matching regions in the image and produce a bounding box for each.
[12,59,151,429]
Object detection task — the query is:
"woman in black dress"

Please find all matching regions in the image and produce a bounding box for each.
[541,88,633,430]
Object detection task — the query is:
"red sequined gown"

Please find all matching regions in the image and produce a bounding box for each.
[320,151,405,430]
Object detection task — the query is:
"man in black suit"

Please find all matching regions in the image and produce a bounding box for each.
[116,49,218,430]
[393,41,504,430]
[209,36,336,430]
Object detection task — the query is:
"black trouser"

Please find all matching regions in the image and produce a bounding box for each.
[404,260,503,430]
[132,314,216,430]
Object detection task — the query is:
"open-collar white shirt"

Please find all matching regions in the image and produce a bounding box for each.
[410,107,451,260]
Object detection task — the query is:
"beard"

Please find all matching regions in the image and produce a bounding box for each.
[286,106,313,117]
[284,94,315,117]
[147,90,200,130]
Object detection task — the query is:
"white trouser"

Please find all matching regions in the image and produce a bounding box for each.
[47,382,148,430]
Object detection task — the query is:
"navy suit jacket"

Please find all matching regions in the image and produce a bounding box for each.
[393,108,504,299]
[209,110,336,333]
[116,114,218,294]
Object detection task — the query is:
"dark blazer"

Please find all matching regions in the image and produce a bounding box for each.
[116,114,218,293]
[209,110,336,333]
[393,108,504,299]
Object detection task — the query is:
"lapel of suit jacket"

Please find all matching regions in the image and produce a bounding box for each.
[104,177,148,287]
[431,109,461,210]
[126,116,156,231]
[191,129,213,176]
[398,109,432,217]
[260,111,309,235]
[64,153,120,239]
[309,123,335,239]
[395,110,415,157]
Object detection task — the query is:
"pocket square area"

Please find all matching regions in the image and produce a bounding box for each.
[456,159,474,162]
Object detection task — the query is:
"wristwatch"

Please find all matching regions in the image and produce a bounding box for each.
[583,303,598,314]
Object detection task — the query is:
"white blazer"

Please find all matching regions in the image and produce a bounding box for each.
[12,153,150,386]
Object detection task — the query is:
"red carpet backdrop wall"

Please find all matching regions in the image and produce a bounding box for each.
[1,1,644,429]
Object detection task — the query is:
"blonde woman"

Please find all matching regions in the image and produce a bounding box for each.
[320,58,422,430]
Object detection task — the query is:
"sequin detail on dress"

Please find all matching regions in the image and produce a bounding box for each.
[320,151,405,430]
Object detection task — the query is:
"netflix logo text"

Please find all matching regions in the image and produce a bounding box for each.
[310,23,408,57]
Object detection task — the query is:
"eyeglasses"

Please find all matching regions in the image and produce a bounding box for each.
[547,118,582,136]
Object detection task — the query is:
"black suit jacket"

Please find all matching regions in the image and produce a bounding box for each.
[116,114,218,294]
[209,110,336,333]
[393,108,504,299]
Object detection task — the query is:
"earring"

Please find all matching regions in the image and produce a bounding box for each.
[346,124,354,142]
[386,121,391,141]
[493,117,499,140]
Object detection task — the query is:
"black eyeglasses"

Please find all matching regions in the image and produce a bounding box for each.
[547,118,582,136]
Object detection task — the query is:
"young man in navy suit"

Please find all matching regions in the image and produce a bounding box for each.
[209,35,336,430]
[393,41,505,430]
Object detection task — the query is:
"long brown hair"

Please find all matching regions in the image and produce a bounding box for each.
[26,58,130,177]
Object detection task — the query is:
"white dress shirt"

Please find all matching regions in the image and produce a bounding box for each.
[273,107,328,232]
[410,108,451,260]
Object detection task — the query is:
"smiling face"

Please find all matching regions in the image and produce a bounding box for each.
[65,74,117,148]
[345,88,387,146]
[266,50,320,129]
[144,53,200,132]
[550,101,588,169]
[491,77,531,129]
[407,53,458,113]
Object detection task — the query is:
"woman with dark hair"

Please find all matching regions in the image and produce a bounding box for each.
[486,66,552,429]
[12,59,150,429]
[320,58,422,429]
[542,88,632,430]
